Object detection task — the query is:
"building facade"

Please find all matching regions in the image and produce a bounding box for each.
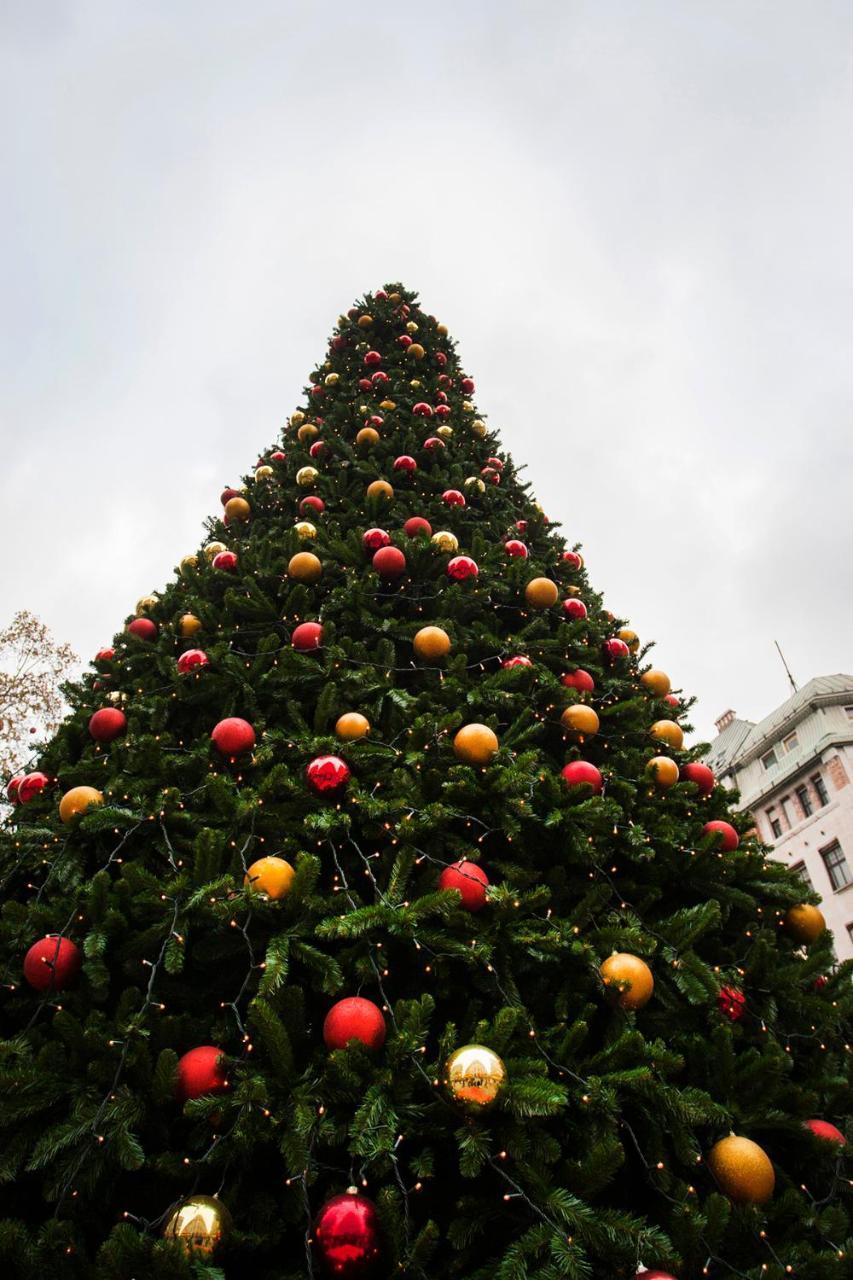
[703,674,853,961]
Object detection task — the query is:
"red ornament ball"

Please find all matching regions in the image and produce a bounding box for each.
[363,350,382,366]
[23,935,82,992]
[19,772,50,804]
[481,466,500,484]
[447,556,478,582]
[486,457,504,470]
[6,775,24,804]
[680,762,715,796]
[127,618,157,642]
[212,551,238,572]
[358,378,372,391]
[371,370,388,385]
[502,655,533,669]
[504,540,528,558]
[323,996,386,1052]
[220,486,241,505]
[403,516,432,538]
[393,455,417,473]
[436,351,447,368]
[95,646,115,662]
[561,669,595,693]
[398,334,412,348]
[313,1189,382,1278]
[372,546,407,580]
[88,707,127,742]
[301,495,325,515]
[423,436,444,450]
[805,1119,846,1145]
[603,637,630,661]
[703,820,739,851]
[561,761,603,795]
[270,450,286,461]
[461,376,475,394]
[177,648,209,674]
[306,755,351,794]
[663,693,680,709]
[362,527,391,553]
[442,489,465,507]
[438,860,489,911]
[717,985,746,1022]
[292,621,324,652]
[413,401,433,418]
[175,1045,229,1103]
[211,717,256,756]
[516,520,527,532]
[562,598,588,621]
[434,403,451,419]
[561,551,583,570]
[636,1273,678,1280]
[309,440,326,459]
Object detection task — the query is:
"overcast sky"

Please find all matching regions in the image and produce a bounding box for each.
[2,1,851,743]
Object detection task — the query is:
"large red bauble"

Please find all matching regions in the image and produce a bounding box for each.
[362,527,391,553]
[371,370,388,385]
[447,556,478,581]
[372,546,407,579]
[438,860,489,911]
[562,598,588,621]
[358,378,372,391]
[805,1119,846,1145]
[363,350,382,366]
[177,648,209,674]
[680,762,715,796]
[434,404,451,419]
[270,450,286,461]
[175,1045,229,1102]
[504,540,528,558]
[127,618,157,642]
[18,772,50,804]
[309,440,326,459]
[423,436,445,450]
[292,621,324,651]
[703,820,739,851]
[603,637,630,661]
[404,516,432,538]
[211,717,256,756]
[398,334,412,348]
[435,351,447,368]
[561,761,603,794]
[306,755,350,794]
[6,775,24,804]
[516,520,527,532]
[301,495,325,515]
[561,669,595,693]
[717,985,746,1022]
[486,457,504,470]
[95,647,115,662]
[393,455,417,473]
[635,1273,678,1280]
[314,1189,382,1278]
[331,335,347,352]
[502,655,533,669]
[461,377,475,393]
[481,467,500,484]
[88,707,127,743]
[324,997,386,1052]
[663,693,680,709]
[220,487,241,505]
[413,402,433,418]
[23,935,82,992]
[212,551,238,572]
[561,551,582,570]
[442,489,465,506]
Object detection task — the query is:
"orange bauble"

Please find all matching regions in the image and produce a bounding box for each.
[524,577,559,609]
[783,904,826,944]
[650,719,684,750]
[600,953,654,1010]
[645,756,679,789]
[707,1135,775,1204]
[179,613,202,638]
[224,496,251,523]
[413,626,451,661]
[356,427,380,446]
[297,423,319,443]
[244,856,295,900]
[287,552,323,583]
[59,785,104,824]
[407,342,426,360]
[335,712,370,740]
[618,627,640,652]
[366,480,394,501]
[453,723,499,766]
[641,669,671,697]
[560,705,600,739]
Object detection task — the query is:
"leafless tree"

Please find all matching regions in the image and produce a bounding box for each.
[0,611,78,780]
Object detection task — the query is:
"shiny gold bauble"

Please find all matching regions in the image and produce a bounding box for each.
[525,577,559,609]
[297,423,319,443]
[335,712,371,740]
[287,552,323,583]
[388,291,401,303]
[294,520,317,540]
[464,476,486,494]
[707,1135,775,1204]
[436,424,453,439]
[356,427,380,446]
[650,720,684,750]
[560,705,600,739]
[324,372,340,386]
[783,904,826,944]
[179,613,203,638]
[641,669,671,697]
[406,320,419,334]
[445,1043,507,1111]
[618,628,640,653]
[409,380,422,390]
[413,626,451,661]
[407,342,425,360]
[600,953,654,1010]
[366,480,394,500]
[564,584,581,596]
[244,855,295,900]
[224,496,251,523]
[357,314,373,329]
[59,786,104,824]
[179,554,198,576]
[204,541,227,562]
[379,399,396,411]
[471,419,487,438]
[135,594,159,616]
[436,322,448,336]
[296,466,319,487]
[255,465,273,480]
[163,1195,233,1255]
[108,690,128,705]
[453,723,499,766]
[431,530,459,553]
[291,410,305,426]
[645,756,679,788]
[462,401,474,412]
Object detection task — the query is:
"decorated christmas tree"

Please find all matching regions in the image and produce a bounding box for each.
[1,285,850,1280]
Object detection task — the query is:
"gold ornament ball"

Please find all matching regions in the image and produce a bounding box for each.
[357,314,373,329]
[645,756,679,789]
[224,496,251,523]
[407,342,426,360]
[471,419,487,438]
[255,464,273,480]
[618,627,640,653]
[650,719,684,750]
[436,322,448,336]
[324,372,340,386]
[179,613,203,638]
[783,903,826,944]
[356,427,380,447]
[600,952,654,1010]
[244,855,295,900]
[641,669,671,697]
[431,530,459,553]
[335,712,370,740]
[204,541,227,563]
[413,626,451,661]
[379,398,396,411]
[135,594,159,616]
[561,705,600,739]
[297,466,319,488]
[179,554,198,576]
[453,723,499,766]
[59,786,104,825]
[436,424,453,439]
[297,423,319,443]
[388,291,401,303]
[464,476,486,494]
[366,479,394,500]
[406,320,419,334]
[163,1195,233,1256]
[288,552,323,583]
[707,1135,775,1204]
[462,400,474,412]
[294,520,317,540]
[525,577,559,609]
[291,410,305,427]
[408,380,422,390]
[108,690,127,705]
[445,1043,507,1111]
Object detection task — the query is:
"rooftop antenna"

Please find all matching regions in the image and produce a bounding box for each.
[774,640,798,695]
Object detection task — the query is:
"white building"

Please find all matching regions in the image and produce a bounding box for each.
[704,674,853,961]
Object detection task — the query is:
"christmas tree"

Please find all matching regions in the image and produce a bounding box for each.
[1,285,850,1280]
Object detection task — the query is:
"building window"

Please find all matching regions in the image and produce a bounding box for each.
[811,773,829,807]
[780,795,794,827]
[845,706,853,721]
[766,808,783,839]
[820,840,852,892]
[791,862,813,889]
[761,748,778,771]
[796,785,813,817]
[782,730,799,753]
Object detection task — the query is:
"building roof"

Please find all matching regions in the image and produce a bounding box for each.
[704,674,853,775]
